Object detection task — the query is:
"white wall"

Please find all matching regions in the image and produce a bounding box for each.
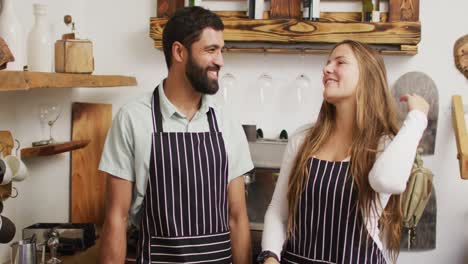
[0,0,467,263]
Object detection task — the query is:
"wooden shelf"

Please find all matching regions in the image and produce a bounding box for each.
[21,140,91,158]
[150,12,421,55]
[0,71,137,91]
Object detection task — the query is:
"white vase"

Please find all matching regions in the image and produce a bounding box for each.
[0,0,25,70]
[27,3,52,72]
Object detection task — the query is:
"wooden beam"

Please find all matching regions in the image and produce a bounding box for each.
[0,71,137,91]
[214,11,389,22]
[151,17,421,46]
[222,46,416,55]
[215,11,248,19]
[320,12,388,22]
[452,95,468,179]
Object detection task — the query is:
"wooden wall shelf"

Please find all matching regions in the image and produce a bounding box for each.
[0,71,137,91]
[21,140,91,158]
[150,11,421,55]
[452,95,468,179]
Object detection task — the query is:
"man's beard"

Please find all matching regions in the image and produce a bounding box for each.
[185,53,220,95]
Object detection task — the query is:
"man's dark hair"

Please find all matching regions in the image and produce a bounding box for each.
[162,6,224,69]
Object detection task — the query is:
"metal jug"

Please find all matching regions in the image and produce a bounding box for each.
[10,239,44,264]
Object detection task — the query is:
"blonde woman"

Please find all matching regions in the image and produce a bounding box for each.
[258,40,429,264]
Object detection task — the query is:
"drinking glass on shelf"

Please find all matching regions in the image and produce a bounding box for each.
[34,103,62,146]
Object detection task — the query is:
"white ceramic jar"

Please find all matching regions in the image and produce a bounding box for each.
[27,3,52,72]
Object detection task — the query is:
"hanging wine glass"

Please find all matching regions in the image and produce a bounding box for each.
[253,51,275,131]
[256,73,273,104]
[218,72,237,106]
[256,52,273,105]
[294,50,311,104]
[33,103,62,146]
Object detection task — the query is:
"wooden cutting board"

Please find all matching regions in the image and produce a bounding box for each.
[71,102,112,225]
[392,71,439,155]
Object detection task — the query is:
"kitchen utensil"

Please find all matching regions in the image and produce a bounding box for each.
[10,239,43,264]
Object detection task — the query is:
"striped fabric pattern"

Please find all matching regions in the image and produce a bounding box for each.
[137,88,232,263]
[283,158,386,264]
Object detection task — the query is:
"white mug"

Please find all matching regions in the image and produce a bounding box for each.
[0,159,12,185]
[4,155,28,182]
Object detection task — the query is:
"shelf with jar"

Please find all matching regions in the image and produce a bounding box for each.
[0,3,138,91]
[150,0,420,55]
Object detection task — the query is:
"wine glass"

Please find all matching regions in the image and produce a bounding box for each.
[256,73,273,104]
[218,72,237,106]
[256,52,274,104]
[294,51,311,104]
[38,103,62,145]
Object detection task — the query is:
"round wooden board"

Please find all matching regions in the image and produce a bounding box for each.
[454,34,468,78]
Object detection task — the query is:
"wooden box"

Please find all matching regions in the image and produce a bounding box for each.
[389,0,419,22]
[157,0,184,17]
[270,0,301,18]
[55,39,94,74]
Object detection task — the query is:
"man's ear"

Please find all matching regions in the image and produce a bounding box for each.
[172,41,186,64]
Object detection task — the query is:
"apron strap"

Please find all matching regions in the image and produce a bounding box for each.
[152,85,221,134]
[207,107,220,133]
[151,86,163,133]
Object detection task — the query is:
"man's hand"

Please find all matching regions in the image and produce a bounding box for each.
[99,175,133,264]
[228,176,251,263]
[264,257,280,264]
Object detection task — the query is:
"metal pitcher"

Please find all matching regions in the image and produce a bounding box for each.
[10,239,44,264]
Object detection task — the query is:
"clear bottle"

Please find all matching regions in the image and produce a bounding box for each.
[187,0,202,7]
[0,0,25,70]
[362,0,380,22]
[254,0,264,19]
[362,0,373,22]
[247,0,255,18]
[309,0,320,21]
[303,0,310,19]
[371,0,380,22]
[27,4,52,72]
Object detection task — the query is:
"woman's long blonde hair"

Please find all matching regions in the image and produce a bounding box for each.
[287,40,402,262]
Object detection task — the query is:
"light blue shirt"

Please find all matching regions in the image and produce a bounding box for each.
[99,82,254,226]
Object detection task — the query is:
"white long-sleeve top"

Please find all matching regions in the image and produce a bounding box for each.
[261,110,428,260]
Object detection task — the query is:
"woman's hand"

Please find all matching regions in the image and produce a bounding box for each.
[400,93,430,116]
